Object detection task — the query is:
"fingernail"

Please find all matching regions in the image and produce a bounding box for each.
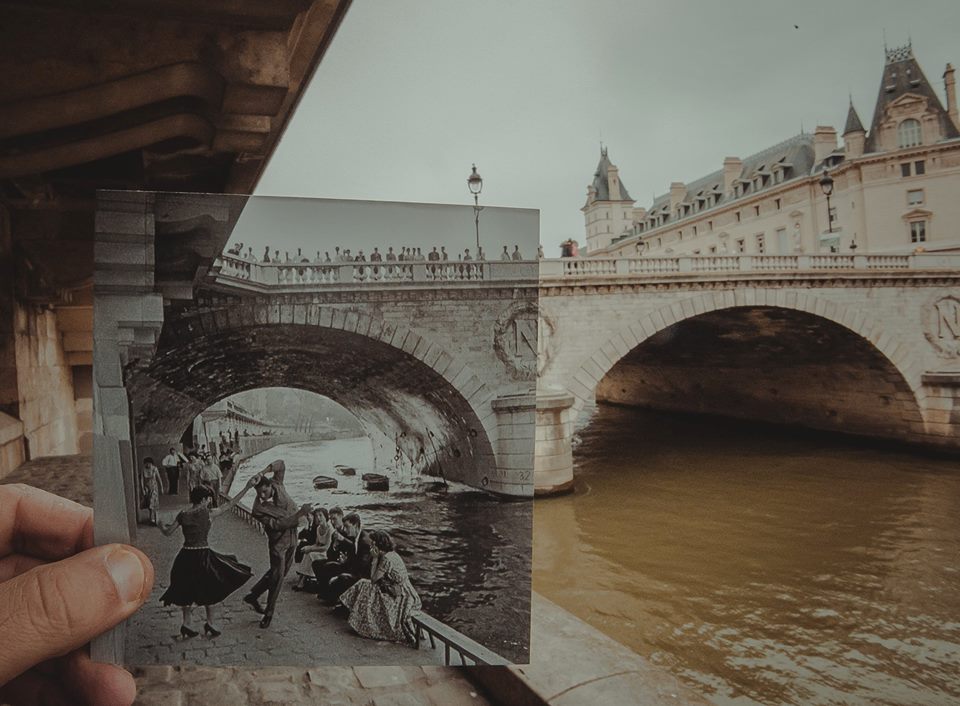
[105,548,146,604]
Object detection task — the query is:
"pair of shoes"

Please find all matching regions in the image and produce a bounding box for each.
[243,593,265,614]
[203,623,221,637]
[180,625,199,639]
[259,615,272,629]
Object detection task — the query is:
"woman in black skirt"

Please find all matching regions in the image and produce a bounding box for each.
[158,475,259,637]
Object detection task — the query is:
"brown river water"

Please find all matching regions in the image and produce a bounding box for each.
[533,405,960,706]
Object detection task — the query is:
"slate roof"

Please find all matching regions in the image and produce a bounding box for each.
[586,147,633,203]
[844,101,865,135]
[642,133,816,219]
[864,43,960,152]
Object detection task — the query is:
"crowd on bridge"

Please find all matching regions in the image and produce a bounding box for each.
[140,456,422,647]
[225,242,543,263]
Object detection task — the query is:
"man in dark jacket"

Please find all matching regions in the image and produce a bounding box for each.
[243,460,312,628]
[313,512,373,603]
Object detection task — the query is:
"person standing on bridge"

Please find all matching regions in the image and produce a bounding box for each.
[500,245,511,261]
[243,460,313,628]
[158,481,257,639]
[262,246,271,263]
[512,244,523,260]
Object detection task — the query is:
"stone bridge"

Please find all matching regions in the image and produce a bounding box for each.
[93,192,542,548]
[535,252,960,491]
[93,194,960,531]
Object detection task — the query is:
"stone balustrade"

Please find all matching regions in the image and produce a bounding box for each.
[215,255,539,286]
[542,252,960,278]
[215,252,960,289]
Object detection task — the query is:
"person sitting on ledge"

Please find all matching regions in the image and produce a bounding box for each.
[338,530,422,644]
[292,508,334,591]
[314,512,372,604]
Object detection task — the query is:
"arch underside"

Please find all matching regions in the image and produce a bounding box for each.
[126,323,497,488]
[595,306,924,442]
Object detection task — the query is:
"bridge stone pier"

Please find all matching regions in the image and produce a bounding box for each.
[93,192,542,548]
[536,254,960,493]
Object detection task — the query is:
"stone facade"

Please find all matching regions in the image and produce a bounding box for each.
[587,44,960,258]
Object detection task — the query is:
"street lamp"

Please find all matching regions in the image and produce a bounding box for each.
[467,164,483,252]
[818,168,835,234]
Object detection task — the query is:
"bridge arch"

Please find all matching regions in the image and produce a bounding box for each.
[128,300,503,491]
[567,288,926,441]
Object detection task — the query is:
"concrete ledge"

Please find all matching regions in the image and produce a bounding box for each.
[469,593,710,706]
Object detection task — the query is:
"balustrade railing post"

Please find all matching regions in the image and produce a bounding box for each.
[677,256,693,273]
[412,263,427,282]
[264,265,279,284]
[739,255,754,272]
[853,255,868,270]
[615,258,629,275]
[797,255,811,270]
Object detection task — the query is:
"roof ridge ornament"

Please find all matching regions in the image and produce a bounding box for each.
[885,41,913,65]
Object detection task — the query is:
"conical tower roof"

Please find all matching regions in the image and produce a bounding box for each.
[843,100,865,135]
[588,147,632,202]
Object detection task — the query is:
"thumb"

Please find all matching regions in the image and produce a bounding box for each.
[0,543,153,685]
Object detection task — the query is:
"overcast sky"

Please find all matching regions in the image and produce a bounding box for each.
[252,0,960,255]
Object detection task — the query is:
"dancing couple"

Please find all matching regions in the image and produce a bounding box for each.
[158,459,312,635]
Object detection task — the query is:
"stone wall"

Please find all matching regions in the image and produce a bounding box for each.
[13,301,78,460]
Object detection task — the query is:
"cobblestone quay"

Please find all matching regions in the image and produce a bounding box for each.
[2,456,491,706]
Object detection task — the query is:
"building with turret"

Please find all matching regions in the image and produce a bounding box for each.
[585,43,960,257]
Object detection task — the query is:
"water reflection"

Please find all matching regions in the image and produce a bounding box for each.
[232,439,531,662]
[534,406,960,705]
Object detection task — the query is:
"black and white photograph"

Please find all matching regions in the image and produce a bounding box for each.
[92,191,539,667]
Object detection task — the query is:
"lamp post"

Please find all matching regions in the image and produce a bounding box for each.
[467,164,483,252]
[818,168,834,235]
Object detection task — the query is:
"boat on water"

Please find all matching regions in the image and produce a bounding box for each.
[334,464,356,476]
[312,475,338,490]
[361,472,389,491]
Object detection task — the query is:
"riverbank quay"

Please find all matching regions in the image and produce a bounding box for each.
[472,593,711,706]
[3,454,713,705]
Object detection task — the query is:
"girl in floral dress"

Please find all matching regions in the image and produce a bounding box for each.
[339,530,422,644]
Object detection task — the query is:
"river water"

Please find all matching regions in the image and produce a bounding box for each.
[533,406,960,706]
[231,438,532,662]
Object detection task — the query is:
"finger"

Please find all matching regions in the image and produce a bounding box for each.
[0,667,73,706]
[0,543,153,686]
[0,484,93,560]
[0,553,46,583]
[59,650,137,706]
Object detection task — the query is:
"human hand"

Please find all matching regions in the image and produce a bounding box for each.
[245,473,261,489]
[298,503,313,516]
[0,484,154,706]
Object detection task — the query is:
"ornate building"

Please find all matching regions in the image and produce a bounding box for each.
[584,43,960,257]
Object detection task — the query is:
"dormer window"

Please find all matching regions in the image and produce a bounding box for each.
[898,118,922,148]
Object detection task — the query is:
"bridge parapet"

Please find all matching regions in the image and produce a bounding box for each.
[539,252,960,279]
[214,254,539,290]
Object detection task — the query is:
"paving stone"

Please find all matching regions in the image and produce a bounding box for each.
[370,693,433,706]
[185,683,247,706]
[353,666,411,689]
[419,665,462,684]
[134,690,184,706]
[251,680,304,705]
[425,680,485,706]
[307,666,361,690]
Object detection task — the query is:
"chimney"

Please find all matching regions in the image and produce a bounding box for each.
[945,63,958,130]
[722,157,742,195]
[607,164,622,201]
[669,182,686,211]
[813,125,838,165]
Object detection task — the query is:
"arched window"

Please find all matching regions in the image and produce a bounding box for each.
[898,119,922,148]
